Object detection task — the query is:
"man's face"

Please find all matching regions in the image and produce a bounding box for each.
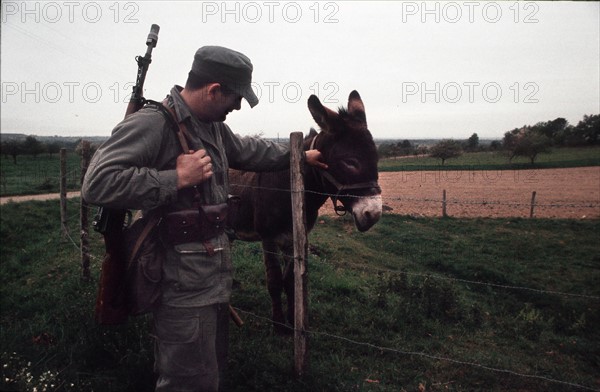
[215,88,243,122]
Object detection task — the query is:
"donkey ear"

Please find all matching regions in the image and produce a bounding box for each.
[348,90,367,124]
[308,95,338,132]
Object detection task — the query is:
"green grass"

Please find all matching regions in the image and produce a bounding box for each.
[380,146,600,171]
[1,200,598,391]
[0,153,81,197]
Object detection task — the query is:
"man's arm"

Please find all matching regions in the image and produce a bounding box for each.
[82,109,179,210]
[222,125,327,171]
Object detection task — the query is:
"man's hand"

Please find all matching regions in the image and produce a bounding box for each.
[305,149,328,170]
[176,149,213,189]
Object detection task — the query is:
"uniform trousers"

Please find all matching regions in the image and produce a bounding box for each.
[153,303,229,392]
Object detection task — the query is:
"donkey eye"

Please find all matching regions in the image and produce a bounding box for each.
[342,158,361,172]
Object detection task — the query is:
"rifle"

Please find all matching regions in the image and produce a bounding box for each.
[92,25,245,327]
[93,24,160,325]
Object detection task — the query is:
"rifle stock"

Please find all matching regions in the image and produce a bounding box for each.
[93,25,159,325]
[94,208,129,324]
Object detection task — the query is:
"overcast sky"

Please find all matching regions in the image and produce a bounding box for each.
[1,1,599,140]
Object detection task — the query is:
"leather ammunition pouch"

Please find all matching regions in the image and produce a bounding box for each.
[163,203,228,246]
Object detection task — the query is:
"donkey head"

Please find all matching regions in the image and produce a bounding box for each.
[307,91,382,232]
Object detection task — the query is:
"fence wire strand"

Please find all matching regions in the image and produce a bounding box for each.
[8,161,598,390]
[229,182,600,210]
[259,248,600,301]
[52,223,600,392]
[232,307,600,392]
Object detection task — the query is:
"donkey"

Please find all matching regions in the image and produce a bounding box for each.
[228,91,382,333]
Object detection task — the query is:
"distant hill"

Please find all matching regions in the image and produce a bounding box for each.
[374,138,500,147]
[0,133,109,145]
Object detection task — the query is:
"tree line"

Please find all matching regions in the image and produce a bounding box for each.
[3,113,598,166]
[378,113,599,165]
[0,137,99,164]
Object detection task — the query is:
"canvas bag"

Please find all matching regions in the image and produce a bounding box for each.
[124,212,163,315]
[111,101,184,318]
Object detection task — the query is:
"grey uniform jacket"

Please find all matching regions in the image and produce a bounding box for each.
[82,86,290,307]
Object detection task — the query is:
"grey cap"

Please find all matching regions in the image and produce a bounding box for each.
[190,46,259,108]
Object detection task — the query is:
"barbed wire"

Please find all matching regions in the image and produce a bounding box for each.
[48,203,600,391]
[232,307,600,392]
[229,182,600,210]
[50,200,600,314]
[6,154,598,389]
[259,248,600,301]
[59,212,599,302]
[4,183,597,301]
[387,195,600,209]
[2,179,599,211]
[57,222,600,390]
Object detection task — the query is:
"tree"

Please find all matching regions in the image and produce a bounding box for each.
[489,140,502,151]
[377,143,394,158]
[398,140,414,156]
[377,140,415,158]
[510,131,551,164]
[22,136,45,158]
[46,142,62,157]
[532,118,569,145]
[429,139,462,165]
[75,140,99,157]
[573,114,600,145]
[503,128,521,151]
[2,140,22,164]
[465,133,479,152]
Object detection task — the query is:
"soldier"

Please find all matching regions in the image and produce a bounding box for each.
[82,46,326,391]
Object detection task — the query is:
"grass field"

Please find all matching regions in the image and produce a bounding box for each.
[0,153,82,197]
[1,200,598,391]
[379,147,600,171]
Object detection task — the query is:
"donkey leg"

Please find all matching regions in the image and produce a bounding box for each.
[262,240,289,335]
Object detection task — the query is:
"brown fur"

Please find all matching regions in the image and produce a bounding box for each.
[228,91,381,333]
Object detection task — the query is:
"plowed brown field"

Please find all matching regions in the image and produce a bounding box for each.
[320,167,600,219]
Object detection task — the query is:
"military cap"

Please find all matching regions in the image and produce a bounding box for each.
[190,46,259,108]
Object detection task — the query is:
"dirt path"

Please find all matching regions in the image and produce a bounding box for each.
[320,167,600,219]
[0,191,81,205]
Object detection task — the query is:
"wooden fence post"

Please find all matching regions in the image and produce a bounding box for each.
[530,191,537,218]
[80,141,91,282]
[442,189,448,218]
[290,132,309,377]
[60,148,68,240]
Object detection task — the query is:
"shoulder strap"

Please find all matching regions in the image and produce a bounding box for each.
[127,95,209,265]
[127,214,161,267]
[144,98,191,153]
[145,98,204,206]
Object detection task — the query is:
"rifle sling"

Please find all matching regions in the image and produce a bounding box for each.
[128,214,161,268]
[144,99,215,255]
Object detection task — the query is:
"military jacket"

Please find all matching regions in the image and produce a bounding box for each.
[82,86,290,307]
